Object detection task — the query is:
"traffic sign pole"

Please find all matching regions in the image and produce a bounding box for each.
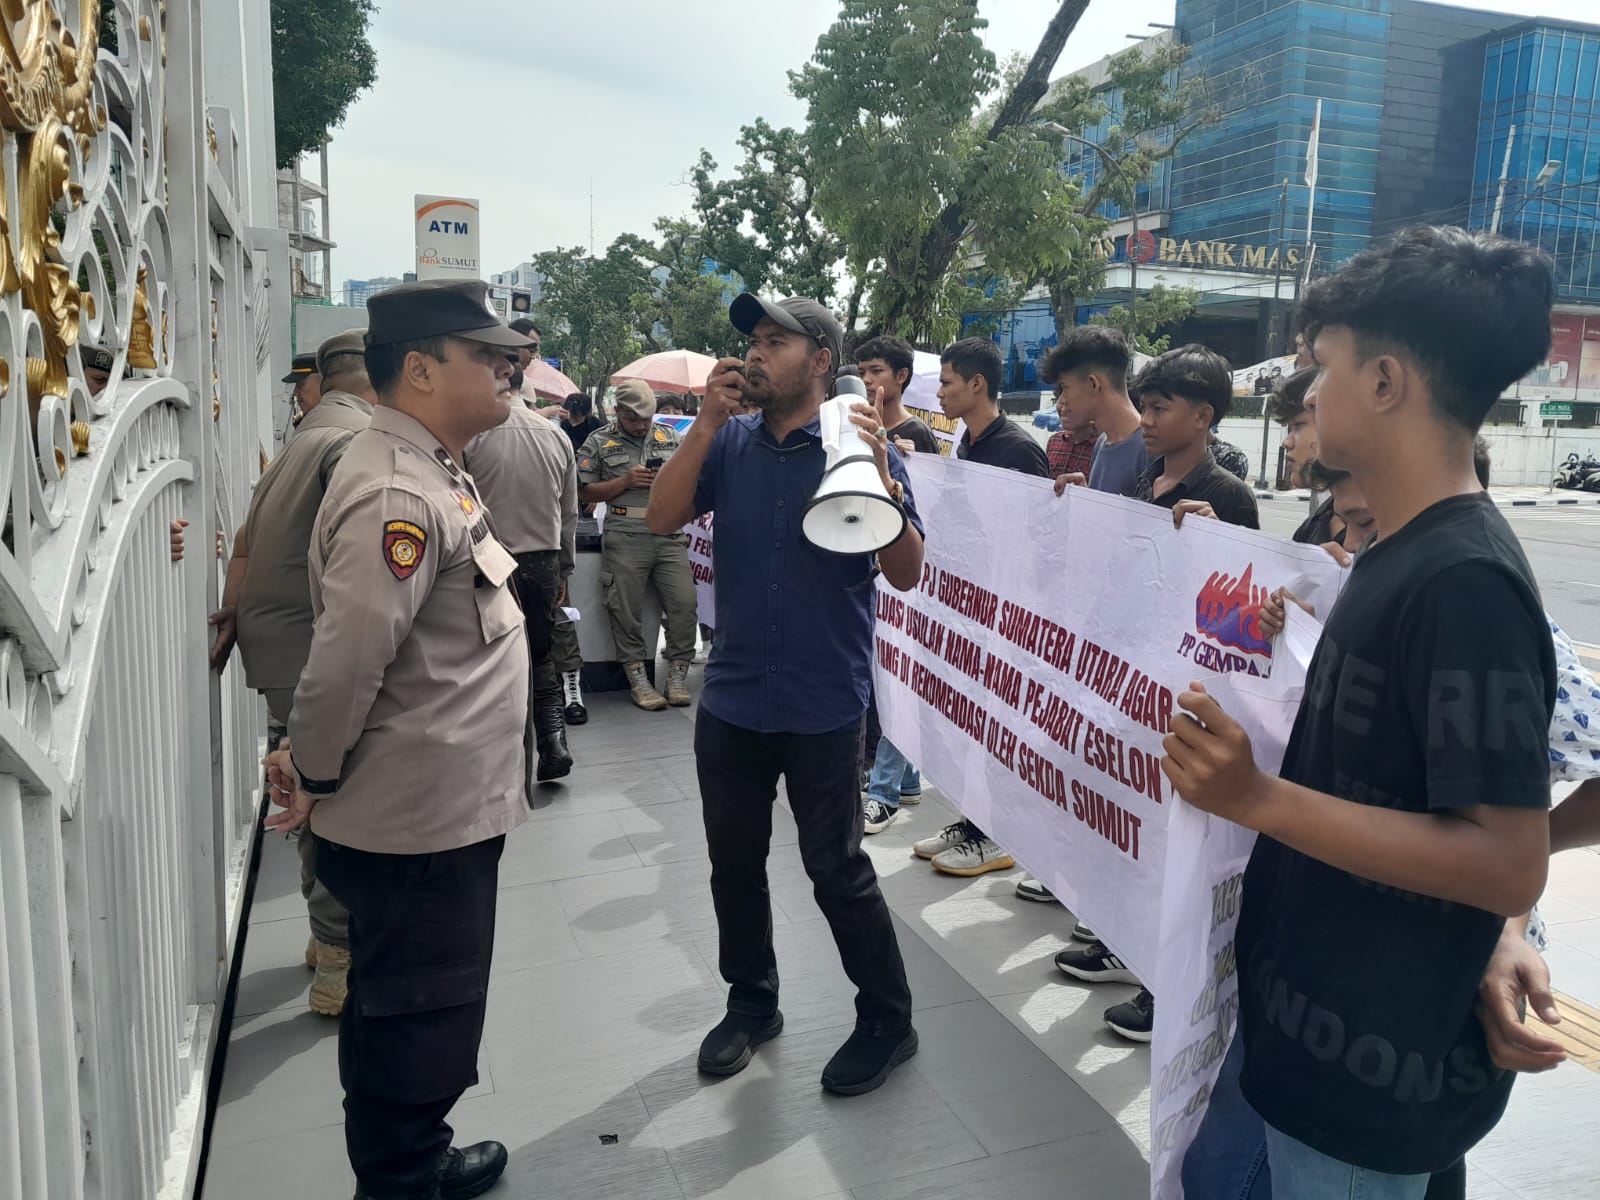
[1542,402,1572,493]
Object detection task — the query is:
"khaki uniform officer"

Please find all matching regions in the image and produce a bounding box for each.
[464,395,579,787]
[264,279,531,1200]
[210,327,373,1017]
[578,380,699,710]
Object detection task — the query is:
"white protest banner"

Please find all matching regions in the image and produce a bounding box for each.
[872,455,1343,1193]
[1149,603,1324,1198]
[902,350,961,456]
[414,195,481,280]
[685,512,715,628]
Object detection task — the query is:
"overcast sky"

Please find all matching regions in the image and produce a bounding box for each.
[323,0,1596,291]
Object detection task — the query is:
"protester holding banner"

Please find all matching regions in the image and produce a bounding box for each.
[1131,346,1260,529]
[1172,226,1558,1198]
[1053,343,1263,1043]
[1267,367,1342,545]
[646,292,925,1098]
[855,336,940,455]
[911,338,1048,878]
[1046,326,1150,497]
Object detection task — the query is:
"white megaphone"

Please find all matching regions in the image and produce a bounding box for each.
[802,376,908,555]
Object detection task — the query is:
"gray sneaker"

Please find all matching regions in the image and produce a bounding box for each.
[912,821,971,860]
[931,836,1015,877]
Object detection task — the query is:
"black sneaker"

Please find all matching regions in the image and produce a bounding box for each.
[862,797,898,834]
[1054,940,1140,985]
[820,1025,919,1096]
[1104,988,1155,1043]
[697,1010,784,1076]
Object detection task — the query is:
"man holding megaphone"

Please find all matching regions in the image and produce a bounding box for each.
[649,293,925,1097]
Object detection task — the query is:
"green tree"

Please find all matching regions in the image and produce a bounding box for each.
[691,120,844,304]
[269,0,378,169]
[795,0,1094,342]
[532,242,656,392]
[1089,282,1201,355]
[1028,42,1221,335]
[617,220,747,359]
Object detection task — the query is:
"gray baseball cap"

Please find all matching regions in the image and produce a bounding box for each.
[729,293,843,373]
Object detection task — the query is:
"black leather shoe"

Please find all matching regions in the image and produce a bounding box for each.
[820,1026,918,1096]
[697,1010,784,1076]
[563,701,588,726]
[436,1141,508,1200]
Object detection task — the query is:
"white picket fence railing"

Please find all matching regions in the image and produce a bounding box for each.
[1,2,277,1197]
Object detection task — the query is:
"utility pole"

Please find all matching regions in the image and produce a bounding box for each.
[1258,177,1290,490]
[1268,177,1289,357]
[1491,124,1518,234]
[1128,194,1140,337]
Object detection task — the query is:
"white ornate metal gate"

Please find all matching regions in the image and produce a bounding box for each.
[0,2,274,1197]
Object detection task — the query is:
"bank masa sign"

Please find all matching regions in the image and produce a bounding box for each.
[1090,232,1304,275]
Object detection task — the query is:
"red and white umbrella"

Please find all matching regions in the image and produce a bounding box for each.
[613,349,719,395]
[522,359,581,402]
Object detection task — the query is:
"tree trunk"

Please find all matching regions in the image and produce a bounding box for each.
[843,272,867,338]
[1048,281,1079,337]
[903,0,1093,337]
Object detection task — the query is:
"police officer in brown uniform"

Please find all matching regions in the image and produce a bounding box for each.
[210,328,373,1015]
[577,379,698,710]
[264,280,531,1200]
[464,387,579,785]
[284,351,323,427]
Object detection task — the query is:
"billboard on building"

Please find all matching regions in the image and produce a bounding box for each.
[1579,317,1600,393]
[414,195,481,280]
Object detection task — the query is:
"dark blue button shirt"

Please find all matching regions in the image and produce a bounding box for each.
[694,412,923,734]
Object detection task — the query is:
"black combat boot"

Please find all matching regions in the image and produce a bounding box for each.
[534,696,573,781]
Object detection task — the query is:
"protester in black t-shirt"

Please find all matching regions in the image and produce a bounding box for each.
[1130,345,1260,528]
[1173,226,1557,1197]
[855,335,941,455]
[911,338,1046,878]
[560,392,603,451]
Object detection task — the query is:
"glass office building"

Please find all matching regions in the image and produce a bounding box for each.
[1467,23,1600,303]
[981,0,1600,383]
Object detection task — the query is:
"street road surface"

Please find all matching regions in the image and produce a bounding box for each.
[1256,496,1600,648]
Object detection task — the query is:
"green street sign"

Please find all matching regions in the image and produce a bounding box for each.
[1541,402,1573,420]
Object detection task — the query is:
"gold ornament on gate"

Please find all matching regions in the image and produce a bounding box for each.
[0,1,109,411]
[130,265,158,368]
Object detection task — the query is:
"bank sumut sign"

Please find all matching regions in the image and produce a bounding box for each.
[1090,231,1305,274]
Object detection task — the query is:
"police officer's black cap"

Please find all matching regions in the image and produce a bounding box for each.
[281,352,317,383]
[81,345,115,373]
[730,293,844,372]
[365,279,534,349]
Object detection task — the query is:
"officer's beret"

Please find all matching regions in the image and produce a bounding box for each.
[614,379,657,419]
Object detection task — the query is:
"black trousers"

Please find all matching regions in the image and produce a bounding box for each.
[695,709,912,1036]
[509,549,561,673]
[315,835,504,1199]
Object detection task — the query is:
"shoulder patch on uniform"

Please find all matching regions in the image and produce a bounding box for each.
[383,519,427,580]
[579,455,592,470]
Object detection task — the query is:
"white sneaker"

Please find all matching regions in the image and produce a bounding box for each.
[912,821,971,861]
[1071,919,1097,942]
[931,837,1016,877]
[862,798,898,835]
[1015,876,1058,903]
